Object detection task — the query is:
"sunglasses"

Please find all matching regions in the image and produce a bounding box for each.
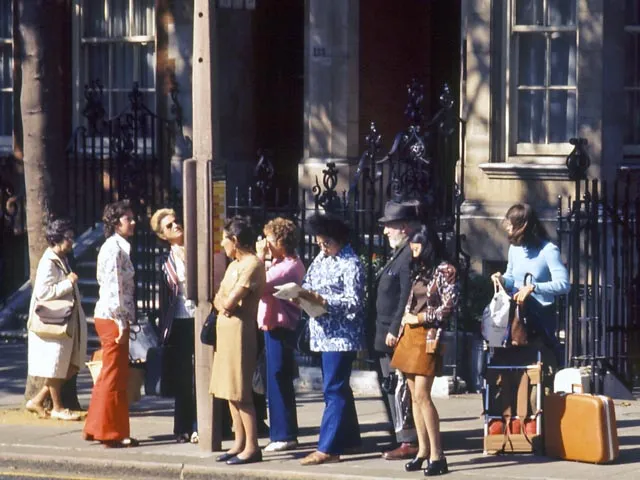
[316,239,333,249]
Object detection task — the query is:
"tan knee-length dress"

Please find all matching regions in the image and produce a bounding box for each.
[210,254,266,402]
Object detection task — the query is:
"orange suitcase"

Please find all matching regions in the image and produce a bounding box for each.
[544,393,619,463]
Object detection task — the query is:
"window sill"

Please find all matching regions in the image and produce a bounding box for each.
[479,162,570,180]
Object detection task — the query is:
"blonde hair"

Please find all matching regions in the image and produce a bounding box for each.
[150,208,176,240]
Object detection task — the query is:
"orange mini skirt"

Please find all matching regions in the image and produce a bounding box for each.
[390,324,443,377]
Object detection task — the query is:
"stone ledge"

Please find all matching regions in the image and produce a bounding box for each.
[479,162,570,180]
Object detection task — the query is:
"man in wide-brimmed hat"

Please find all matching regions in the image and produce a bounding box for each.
[375,199,421,460]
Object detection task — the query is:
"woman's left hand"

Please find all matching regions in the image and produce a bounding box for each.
[298,289,326,306]
[115,323,125,344]
[513,285,535,305]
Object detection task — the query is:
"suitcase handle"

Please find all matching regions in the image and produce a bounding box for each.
[571,383,584,394]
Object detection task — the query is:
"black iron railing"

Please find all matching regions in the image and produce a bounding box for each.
[228,82,468,372]
[558,140,640,391]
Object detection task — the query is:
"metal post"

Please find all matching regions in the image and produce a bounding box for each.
[184,0,219,453]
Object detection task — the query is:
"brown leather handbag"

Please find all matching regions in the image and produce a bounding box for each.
[510,305,528,346]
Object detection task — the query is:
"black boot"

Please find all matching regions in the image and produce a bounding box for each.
[424,456,448,476]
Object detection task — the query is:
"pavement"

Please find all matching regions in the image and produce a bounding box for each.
[1,339,640,480]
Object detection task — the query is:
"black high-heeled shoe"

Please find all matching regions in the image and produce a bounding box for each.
[405,456,429,472]
[424,456,448,476]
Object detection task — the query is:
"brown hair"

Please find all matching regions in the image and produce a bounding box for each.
[263,217,299,256]
[503,203,549,247]
[102,200,133,238]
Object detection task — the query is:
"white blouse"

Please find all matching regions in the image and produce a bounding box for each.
[171,244,196,319]
[94,234,135,328]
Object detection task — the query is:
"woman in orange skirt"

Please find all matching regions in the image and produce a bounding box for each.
[83,200,138,448]
[390,225,458,476]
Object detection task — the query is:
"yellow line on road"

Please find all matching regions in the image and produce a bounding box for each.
[0,471,115,480]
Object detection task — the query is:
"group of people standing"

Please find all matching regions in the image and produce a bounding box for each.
[23,196,568,477]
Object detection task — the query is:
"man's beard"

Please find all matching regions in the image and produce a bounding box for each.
[388,234,408,249]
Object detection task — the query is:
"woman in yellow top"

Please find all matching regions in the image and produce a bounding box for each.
[211,216,266,465]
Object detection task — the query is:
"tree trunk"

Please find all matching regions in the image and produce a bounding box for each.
[19,0,76,409]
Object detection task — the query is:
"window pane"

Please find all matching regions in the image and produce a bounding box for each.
[0,91,11,136]
[84,44,109,87]
[515,0,543,26]
[549,90,576,142]
[113,44,134,89]
[109,0,130,37]
[138,43,156,89]
[134,0,156,36]
[112,91,130,116]
[0,0,11,38]
[547,0,576,26]
[627,0,640,26]
[625,32,639,87]
[518,34,545,86]
[0,44,11,88]
[84,0,107,37]
[624,91,637,144]
[518,90,545,143]
[550,33,576,86]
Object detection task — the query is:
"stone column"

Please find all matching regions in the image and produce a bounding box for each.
[300,0,359,205]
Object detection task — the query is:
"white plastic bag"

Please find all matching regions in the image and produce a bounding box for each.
[481,281,512,347]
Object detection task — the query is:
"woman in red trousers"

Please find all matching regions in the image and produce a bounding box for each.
[83,200,138,448]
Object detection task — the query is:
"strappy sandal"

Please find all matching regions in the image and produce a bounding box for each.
[300,450,340,465]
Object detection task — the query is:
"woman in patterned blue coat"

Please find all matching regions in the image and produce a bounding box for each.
[297,213,365,466]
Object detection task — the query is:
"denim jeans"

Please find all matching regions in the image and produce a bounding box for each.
[265,328,299,442]
[317,351,361,454]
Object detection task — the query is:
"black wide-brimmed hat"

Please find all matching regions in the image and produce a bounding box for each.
[378,200,420,224]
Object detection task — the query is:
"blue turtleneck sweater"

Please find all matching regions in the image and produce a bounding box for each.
[502,240,570,305]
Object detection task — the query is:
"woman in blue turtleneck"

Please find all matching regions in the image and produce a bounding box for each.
[491,203,570,360]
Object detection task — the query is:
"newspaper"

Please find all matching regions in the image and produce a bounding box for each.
[273,282,328,318]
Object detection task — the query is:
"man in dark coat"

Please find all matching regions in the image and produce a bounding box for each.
[375,200,421,460]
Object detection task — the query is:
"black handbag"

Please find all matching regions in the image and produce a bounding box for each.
[381,371,398,394]
[295,315,312,355]
[200,310,217,346]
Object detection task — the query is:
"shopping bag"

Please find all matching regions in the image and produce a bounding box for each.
[129,316,160,362]
[393,370,415,436]
[482,281,513,347]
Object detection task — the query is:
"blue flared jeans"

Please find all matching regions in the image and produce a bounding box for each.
[317,351,362,454]
[265,328,299,442]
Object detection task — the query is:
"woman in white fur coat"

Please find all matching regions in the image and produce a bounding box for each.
[25,218,87,420]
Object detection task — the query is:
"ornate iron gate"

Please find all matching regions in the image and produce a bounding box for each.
[64,81,180,318]
[228,82,468,372]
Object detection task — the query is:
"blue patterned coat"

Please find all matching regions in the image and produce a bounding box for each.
[302,244,365,352]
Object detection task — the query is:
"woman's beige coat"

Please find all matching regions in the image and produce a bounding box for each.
[27,248,88,379]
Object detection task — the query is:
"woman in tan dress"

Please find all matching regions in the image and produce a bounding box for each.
[211,216,266,465]
[390,225,458,476]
